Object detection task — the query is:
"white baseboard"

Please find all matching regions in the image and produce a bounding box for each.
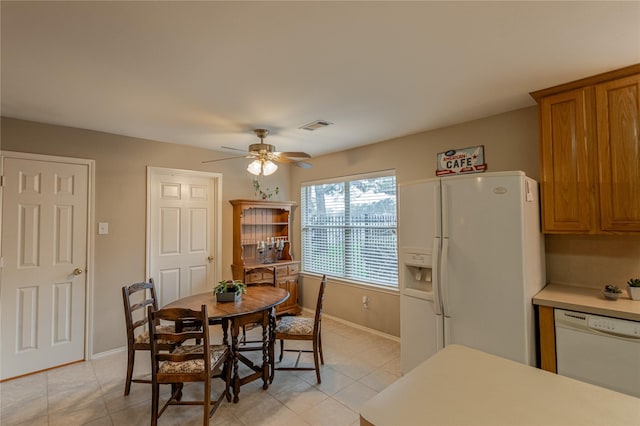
[301,307,400,342]
[91,345,126,359]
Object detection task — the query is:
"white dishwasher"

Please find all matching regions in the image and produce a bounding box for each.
[555,309,640,398]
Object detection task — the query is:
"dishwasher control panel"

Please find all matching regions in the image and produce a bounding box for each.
[555,309,640,339]
[588,316,640,338]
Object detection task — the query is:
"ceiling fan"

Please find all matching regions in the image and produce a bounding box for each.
[202,129,312,176]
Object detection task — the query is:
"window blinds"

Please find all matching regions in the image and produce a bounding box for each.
[301,174,398,287]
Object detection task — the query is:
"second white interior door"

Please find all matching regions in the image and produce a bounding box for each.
[148,168,220,307]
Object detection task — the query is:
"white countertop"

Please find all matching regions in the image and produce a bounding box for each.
[359,345,640,426]
[533,283,640,321]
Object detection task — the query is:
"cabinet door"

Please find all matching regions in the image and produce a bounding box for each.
[596,74,640,232]
[539,88,596,232]
[276,278,298,314]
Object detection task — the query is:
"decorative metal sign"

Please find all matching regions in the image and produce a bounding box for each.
[436,146,487,176]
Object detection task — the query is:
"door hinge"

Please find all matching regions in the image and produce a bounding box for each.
[0,175,4,187]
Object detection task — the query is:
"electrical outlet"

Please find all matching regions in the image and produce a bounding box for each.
[362,295,369,309]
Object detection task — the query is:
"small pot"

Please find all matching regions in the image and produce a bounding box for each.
[627,285,640,301]
[216,291,240,303]
[603,291,621,301]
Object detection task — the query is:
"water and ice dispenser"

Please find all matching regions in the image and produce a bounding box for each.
[401,250,433,293]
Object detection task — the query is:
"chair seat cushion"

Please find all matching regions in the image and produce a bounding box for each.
[275,316,314,336]
[135,324,200,344]
[135,325,175,344]
[159,345,228,374]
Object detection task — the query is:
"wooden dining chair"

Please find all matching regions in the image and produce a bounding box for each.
[148,304,231,426]
[121,279,201,395]
[122,279,179,395]
[275,275,327,383]
[243,265,276,287]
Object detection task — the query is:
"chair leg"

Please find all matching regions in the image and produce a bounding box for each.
[318,332,324,365]
[279,339,284,362]
[124,348,135,396]
[151,382,159,426]
[224,358,233,402]
[312,339,321,384]
[203,377,211,426]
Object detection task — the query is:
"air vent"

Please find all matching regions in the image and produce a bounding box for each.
[298,120,333,131]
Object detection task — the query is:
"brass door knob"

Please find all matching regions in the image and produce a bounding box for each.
[73,267,84,275]
[207,256,214,262]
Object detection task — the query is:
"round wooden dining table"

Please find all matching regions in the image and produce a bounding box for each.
[164,286,289,402]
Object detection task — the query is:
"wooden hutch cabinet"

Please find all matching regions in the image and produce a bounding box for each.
[230,199,300,315]
[530,64,640,234]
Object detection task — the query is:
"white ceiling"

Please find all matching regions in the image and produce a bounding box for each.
[2,1,639,158]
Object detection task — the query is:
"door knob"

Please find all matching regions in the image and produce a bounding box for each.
[73,267,84,275]
[207,256,214,262]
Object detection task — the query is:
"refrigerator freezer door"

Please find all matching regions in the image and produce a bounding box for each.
[400,294,442,374]
[398,179,441,252]
[441,173,538,365]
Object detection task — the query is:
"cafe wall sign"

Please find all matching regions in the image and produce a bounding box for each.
[436,146,487,176]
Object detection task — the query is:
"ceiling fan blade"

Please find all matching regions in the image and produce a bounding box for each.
[271,155,294,163]
[276,151,311,159]
[201,155,251,164]
[221,145,250,153]
[270,156,312,169]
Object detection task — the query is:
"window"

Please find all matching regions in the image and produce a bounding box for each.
[301,172,398,287]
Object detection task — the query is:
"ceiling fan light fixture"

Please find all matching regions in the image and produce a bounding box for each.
[247,159,262,175]
[262,160,278,176]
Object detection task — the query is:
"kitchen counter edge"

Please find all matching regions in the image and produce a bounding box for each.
[533,283,640,321]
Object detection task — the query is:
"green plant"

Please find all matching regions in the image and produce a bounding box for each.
[627,278,640,287]
[604,284,622,294]
[214,280,247,296]
[253,178,279,200]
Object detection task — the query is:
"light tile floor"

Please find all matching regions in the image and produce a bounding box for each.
[1,316,400,426]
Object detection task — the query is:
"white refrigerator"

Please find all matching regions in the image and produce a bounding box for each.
[398,171,545,374]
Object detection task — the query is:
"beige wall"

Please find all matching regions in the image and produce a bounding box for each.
[290,107,542,336]
[1,117,291,353]
[545,234,640,289]
[3,107,639,352]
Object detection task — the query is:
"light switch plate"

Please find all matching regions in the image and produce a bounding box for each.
[98,222,109,235]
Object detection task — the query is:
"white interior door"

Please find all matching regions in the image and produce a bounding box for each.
[1,154,90,380]
[147,168,221,307]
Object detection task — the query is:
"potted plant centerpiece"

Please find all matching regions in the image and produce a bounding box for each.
[627,278,640,301]
[603,284,623,300]
[214,279,247,302]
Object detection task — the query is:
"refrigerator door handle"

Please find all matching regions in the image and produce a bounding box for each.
[441,182,449,238]
[432,237,442,315]
[440,237,450,318]
[434,181,442,238]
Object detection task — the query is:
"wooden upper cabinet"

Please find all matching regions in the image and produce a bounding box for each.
[531,64,640,234]
[596,74,640,232]
[539,88,595,232]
